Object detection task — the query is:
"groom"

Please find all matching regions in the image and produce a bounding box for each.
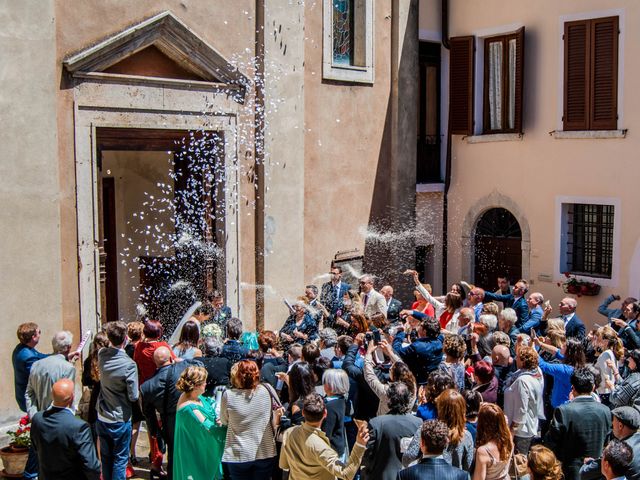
[206,290,232,336]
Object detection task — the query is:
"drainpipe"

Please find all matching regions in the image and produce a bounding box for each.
[441,0,451,293]
[254,0,266,330]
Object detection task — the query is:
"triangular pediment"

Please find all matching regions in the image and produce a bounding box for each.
[103,45,207,81]
[63,11,248,96]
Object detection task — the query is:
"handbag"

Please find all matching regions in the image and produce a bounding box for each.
[262,383,285,441]
[77,387,92,421]
[509,453,528,480]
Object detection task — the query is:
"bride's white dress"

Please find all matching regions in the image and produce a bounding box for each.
[168,300,201,346]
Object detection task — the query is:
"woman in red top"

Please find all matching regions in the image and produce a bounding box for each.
[133,320,176,384]
[411,284,436,318]
[133,319,175,476]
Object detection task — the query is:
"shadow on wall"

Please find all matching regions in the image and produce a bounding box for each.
[363,1,419,306]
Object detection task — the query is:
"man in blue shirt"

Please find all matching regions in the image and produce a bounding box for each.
[393,317,443,385]
[12,322,48,412]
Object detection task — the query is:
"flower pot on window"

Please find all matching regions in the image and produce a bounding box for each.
[562,281,601,296]
[0,445,29,477]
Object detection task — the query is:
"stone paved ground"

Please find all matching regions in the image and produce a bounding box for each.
[127,429,169,480]
[0,426,166,479]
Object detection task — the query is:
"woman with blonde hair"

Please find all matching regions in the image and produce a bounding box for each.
[545,318,565,335]
[473,404,513,480]
[174,365,226,480]
[595,325,624,405]
[411,284,435,317]
[527,445,563,480]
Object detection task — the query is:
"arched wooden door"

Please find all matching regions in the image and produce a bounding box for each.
[474,208,522,290]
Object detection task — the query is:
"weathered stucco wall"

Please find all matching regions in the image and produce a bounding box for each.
[260,1,307,331]
[302,0,393,286]
[0,0,61,422]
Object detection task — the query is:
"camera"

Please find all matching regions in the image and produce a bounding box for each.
[409,329,418,342]
[365,329,382,344]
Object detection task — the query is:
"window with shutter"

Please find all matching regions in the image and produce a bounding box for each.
[482,27,525,134]
[449,36,475,135]
[563,16,618,131]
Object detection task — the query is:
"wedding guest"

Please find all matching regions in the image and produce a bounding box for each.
[173,366,226,480]
[30,379,100,480]
[96,321,139,480]
[473,403,513,480]
[220,360,279,477]
[13,322,48,412]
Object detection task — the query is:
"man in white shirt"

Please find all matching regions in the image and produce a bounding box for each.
[381,285,402,324]
[559,297,586,339]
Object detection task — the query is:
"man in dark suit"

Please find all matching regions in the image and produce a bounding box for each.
[381,285,403,324]
[544,367,611,480]
[320,265,352,314]
[207,290,233,336]
[580,406,640,480]
[483,279,530,328]
[30,378,100,480]
[397,419,469,480]
[559,297,587,340]
[141,346,203,480]
[362,382,423,480]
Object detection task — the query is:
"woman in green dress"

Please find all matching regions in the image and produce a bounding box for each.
[174,365,227,480]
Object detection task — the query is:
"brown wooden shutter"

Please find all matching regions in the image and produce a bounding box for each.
[564,20,590,131]
[449,36,475,135]
[590,16,618,130]
[513,27,525,133]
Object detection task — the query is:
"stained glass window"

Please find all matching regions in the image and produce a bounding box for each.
[333,0,354,65]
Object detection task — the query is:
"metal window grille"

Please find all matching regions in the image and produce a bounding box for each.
[567,203,614,277]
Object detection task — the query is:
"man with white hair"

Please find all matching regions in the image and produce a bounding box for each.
[559,297,586,340]
[24,331,76,480]
[25,331,76,418]
[380,285,402,324]
[499,308,520,357]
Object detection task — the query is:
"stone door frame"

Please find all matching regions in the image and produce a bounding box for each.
[460,191,531,285]
[73,79,242,335]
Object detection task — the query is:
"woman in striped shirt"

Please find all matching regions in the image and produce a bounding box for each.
[220,360,279,479]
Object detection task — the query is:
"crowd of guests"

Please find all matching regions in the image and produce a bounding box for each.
[11,270,640,480]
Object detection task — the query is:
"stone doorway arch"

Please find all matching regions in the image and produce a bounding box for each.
[460,191,531,286]
[474,208,522,289]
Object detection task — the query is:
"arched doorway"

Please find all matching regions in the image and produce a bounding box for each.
[474,208,522,290]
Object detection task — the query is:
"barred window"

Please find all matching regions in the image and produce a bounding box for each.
[566,203,614,278]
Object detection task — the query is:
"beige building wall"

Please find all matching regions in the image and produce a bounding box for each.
[419,0,640,326]
[302,0,392,285]
[0,0,60,423]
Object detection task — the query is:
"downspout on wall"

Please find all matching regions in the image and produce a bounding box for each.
[254,0,265,330]
[441,0,451,293]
